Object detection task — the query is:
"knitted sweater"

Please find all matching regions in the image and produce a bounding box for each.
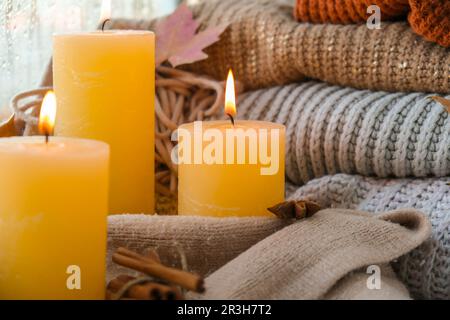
[191,208,428,300]
[289,173,450,300]
[294,0,450,47]
[108,208,430,300]
[109,0,450,93]
[295,0,410,23]
[236,81,450,185]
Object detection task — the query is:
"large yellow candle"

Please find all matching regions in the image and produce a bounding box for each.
[0,136,109,299]
[178,70,285,217]
[53,30,155,214]
[178,120,285,217]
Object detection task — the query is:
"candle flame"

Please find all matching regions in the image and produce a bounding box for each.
[225,69,236,118]
[39,91,57,137]
[100,0,112,24]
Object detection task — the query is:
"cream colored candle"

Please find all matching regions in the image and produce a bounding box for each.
[53,30,155,214]
[177,70,285,217]
[0,136,109,300]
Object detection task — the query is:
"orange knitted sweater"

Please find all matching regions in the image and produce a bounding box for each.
[294,0,450,47]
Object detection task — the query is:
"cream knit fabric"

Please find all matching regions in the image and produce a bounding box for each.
[107,209,430,300]
[236,82,450,185]
[290,173,450,300]
[191,209,429,300]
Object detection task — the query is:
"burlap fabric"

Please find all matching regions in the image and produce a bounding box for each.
[107,208,430,299]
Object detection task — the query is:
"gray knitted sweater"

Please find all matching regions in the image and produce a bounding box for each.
[237,82,450,185]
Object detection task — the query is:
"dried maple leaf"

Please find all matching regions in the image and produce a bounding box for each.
[155,4,227,67]
[430,96,450,113]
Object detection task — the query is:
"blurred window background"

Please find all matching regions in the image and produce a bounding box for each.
[0,0,186,117]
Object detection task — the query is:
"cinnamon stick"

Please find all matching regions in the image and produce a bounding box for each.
[116,247,159,264]
[108,275,182,300]
[112,252,204,293]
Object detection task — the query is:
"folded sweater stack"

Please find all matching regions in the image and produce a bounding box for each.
[235,82,450,299]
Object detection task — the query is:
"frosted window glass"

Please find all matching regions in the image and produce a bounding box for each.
[0,0,178,116]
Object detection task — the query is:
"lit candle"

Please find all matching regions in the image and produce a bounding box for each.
[0,92,109,299]
[53,1,155,214]
[177,71,285,217]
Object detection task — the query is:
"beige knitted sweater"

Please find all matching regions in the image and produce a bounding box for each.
[110,0,449,93]
[107,208,431,300]
[186,0,450,93]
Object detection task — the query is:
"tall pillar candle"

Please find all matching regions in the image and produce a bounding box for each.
[0,136,109,299]
[53,31,155,214]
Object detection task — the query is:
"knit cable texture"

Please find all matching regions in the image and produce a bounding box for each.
[179,0,450,93]
[290,173,450,299]
[408,0,450,48]
[236,81,450,185]
[295,0,410,24]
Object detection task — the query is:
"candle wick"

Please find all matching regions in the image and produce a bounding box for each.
[101,19,111,32]
[227,114,235,127]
